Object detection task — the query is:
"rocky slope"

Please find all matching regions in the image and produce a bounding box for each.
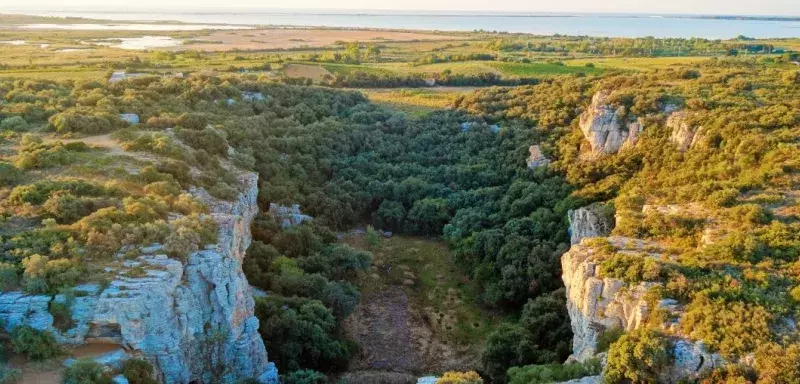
[0,171,277,384]
[560,209,724,382]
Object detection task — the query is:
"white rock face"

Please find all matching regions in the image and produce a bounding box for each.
[560,236,723,382]
[0,172,277,384]
[579,91,643,154]
[527,145,551,169]
[568,204,614,245]
[667,111,703,152]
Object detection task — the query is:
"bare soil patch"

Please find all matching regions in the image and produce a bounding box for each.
[172,28,465,51]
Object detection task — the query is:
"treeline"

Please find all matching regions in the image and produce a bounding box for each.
[486,36,785,56]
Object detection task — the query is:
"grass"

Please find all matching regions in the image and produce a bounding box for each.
[486,61,604,77]
[360,88,470,115]
[344,234,503,347]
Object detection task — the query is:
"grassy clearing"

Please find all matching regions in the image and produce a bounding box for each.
[486,61,604,77]
[360,88,470,115]
[344,234,503,347]
[567,56,713,71]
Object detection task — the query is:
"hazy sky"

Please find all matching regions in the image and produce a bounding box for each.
[4,0,799,16]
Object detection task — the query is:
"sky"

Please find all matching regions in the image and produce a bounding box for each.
[3,0,799,16]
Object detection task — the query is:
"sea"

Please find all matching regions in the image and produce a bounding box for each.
[1,7,799,39]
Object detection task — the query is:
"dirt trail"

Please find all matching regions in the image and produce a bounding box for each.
[8,343,122,384]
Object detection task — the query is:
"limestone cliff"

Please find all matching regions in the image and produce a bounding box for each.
[0,172,277,384]
[567,204,614,246]
[667,111,704,152]
[579,91,643,154]
[561,212,724,382]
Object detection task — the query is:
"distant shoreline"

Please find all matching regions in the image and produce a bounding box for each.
[1,9,799,22]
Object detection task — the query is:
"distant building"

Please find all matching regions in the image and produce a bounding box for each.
[119,113,140,125]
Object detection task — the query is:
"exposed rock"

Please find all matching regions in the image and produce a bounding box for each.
[668,340,724,381]
[268,203,312,229]
[0,171,276,384]
[527,145,551,169]
[667,111,703,151]
[120,113,140,125]
[561,236,723,382]
[554,376,602,384]
[242,92,266,102]
[568,204,614,245]
[64,349,129,370]
[113,375,130,384]
[579,91,643,154]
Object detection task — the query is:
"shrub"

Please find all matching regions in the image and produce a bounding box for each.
[50,301,75,332]
[680,294,772,356]
[0,162,21,185]
[437,371,483,384]
[208,182,238,200]
[282,369,327,384]
[0,364,21,384]
[164,214,218,258]
[599,253,662,283]
[10,325,62,361]
[0,262,19,292]
[0,116,27,131]
[63,358,112,384]
[596,327,624,353]
[365,225,379,248]
[49,111,121,134]
[507,359,602,384]
[121,358,157,384]
[604,329,672,384]
[754,343,800,383]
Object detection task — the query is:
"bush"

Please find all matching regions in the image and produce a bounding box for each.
[595,327,624,353]
[63,358,112,384]
[437,371,483,384]
[599,253,662,283]
[0,116,27,131]
[604,329,672,384]
[0,262,19,292]
[164,214,218,258]
[0,364,21,384]
[680,294,772,356]
[507,360,601,384]
[0,162,21,185]
[10,325,62,361]
[282,369,327,384]
[121,358,157,384]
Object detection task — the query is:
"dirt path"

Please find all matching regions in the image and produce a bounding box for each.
[8,343,122,384]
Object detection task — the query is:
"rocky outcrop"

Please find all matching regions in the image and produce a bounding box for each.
[527,145,551,169]
[0,172,277,384]
[561,236,723,382]
[268,203,312,229]
[568,204,614,245]
[667,111,703,151]
[579,91,643,154]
